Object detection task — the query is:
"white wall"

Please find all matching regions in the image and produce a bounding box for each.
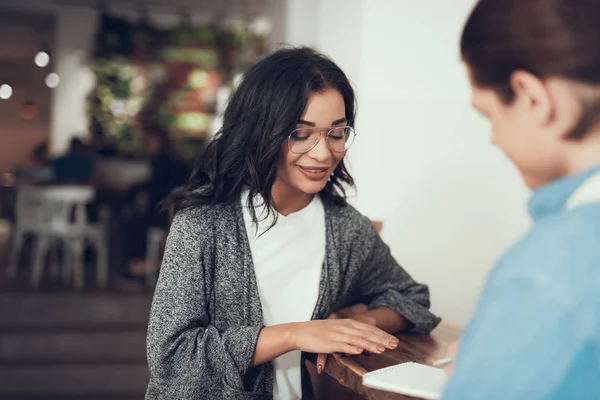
[315,0,364,100]
[303,0,532,326]
[51,5,98,154]
[283,0,320,48]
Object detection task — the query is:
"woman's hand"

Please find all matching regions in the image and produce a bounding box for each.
[313,304,388,374]
[289,318,398,373]
[441,340,459,376]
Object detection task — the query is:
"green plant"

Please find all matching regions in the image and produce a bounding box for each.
[88,15,266,154]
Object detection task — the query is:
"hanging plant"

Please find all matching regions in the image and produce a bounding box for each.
[88,11,267,155]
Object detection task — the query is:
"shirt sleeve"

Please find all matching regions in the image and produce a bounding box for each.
[356,217,441,334]
[442,275,588,400]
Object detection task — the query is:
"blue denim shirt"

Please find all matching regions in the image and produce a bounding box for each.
[442,166,600,400]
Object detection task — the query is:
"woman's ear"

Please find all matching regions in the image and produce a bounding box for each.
[510,70,554,126]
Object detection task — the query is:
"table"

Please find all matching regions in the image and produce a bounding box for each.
[307,321,460,399]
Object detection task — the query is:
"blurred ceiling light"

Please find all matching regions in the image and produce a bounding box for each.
[250,17,271,36]
[0,84,13,100]
[35,51,50,67]
[45,73,60,88]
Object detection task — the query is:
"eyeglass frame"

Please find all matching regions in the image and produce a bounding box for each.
[287,125,356,154]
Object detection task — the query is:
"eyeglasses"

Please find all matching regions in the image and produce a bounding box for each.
[287,126,356,154]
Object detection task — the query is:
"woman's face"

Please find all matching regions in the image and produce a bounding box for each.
[466,65,566,189]
[275,88,347,197]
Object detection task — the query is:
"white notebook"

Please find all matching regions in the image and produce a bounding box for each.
[362,362,447,400]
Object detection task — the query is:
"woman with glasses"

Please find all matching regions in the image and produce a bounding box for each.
[145,47,440,400]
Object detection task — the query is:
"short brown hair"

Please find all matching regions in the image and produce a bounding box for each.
[461,0,600,138]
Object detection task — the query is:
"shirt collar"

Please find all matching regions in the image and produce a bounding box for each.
[528,165,600,221]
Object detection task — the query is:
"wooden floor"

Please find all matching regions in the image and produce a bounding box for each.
[0,221,151,399]
[0,292,152,399]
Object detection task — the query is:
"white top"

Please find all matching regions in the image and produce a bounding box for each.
[241,190,325,400]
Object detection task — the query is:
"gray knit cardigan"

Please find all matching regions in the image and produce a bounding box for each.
[145,196,441,399]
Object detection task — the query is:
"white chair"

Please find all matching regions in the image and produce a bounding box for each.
[7,185,71,282]
[7,185,109,290]
[7,185,45,278]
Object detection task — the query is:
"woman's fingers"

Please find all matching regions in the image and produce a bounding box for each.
[337,333,386,355]
[339,343,364,356]
[297,319,397,358]
[312,319,396,373]
[345,320,399,349]
[316,353,327,374]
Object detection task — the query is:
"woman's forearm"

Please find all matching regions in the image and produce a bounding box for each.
[361,307,412,334]
[250,307,410,367]
[251,323,296,367]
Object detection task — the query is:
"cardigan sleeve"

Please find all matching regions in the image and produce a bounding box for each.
[356,216,441,334]
[145,210,264,399]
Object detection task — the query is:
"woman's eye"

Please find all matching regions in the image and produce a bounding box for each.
[291,129,313,141]
[291,134,310,141]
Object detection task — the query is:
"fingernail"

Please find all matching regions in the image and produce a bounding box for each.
[317,364,322,374]
[389,338,399,348]
[356,347,363,353]
[376,346,385,353]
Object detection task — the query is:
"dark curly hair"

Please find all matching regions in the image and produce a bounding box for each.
[164,47,357,226]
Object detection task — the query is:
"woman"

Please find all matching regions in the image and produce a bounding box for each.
[443,1,600,399]
[146,47,440,399]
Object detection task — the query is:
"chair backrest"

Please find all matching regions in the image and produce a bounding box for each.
[15,184,95,234]
[39,185,95,233]
[15,185,46,231]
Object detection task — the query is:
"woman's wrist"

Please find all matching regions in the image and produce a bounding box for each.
[252,323,301,367]
[282,322,300,352]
